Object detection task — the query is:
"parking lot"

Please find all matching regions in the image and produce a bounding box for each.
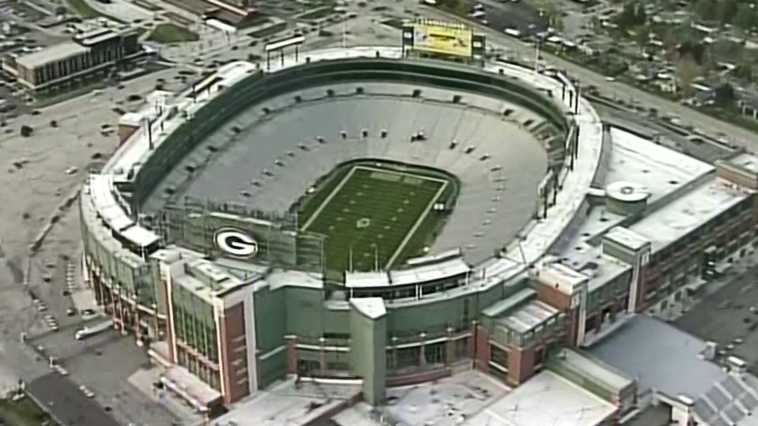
[29,330,179,426]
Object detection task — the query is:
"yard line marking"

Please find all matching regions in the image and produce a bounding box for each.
[385,179,447,269]
[301,166,359,232]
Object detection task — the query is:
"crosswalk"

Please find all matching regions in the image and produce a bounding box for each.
[65,261,78,293]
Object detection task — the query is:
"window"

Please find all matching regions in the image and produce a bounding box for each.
[424,342,446,365]
[490,345,509,370]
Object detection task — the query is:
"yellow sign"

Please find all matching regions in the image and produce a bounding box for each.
[413,23,472,57]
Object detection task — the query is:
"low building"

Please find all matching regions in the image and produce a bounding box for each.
[1,19,143,94]
[590,315,758,426]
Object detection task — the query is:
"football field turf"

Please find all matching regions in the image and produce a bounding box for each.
[300,165,449,273]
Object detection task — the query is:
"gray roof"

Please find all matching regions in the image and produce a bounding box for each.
[588,315,725,398]
[589,315,758,426]
[16,41,89,69]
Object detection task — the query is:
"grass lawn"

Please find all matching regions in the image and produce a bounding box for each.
[65,0,123,22]
[0,397,55,426]
[65,0,102,18]
[147,23,199,44]
[300,163,453,273]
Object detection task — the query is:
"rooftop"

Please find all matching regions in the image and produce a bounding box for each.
[727,152,758,175]
[162,365,222,410]
[606,127,713,205]
[466,370,617,426]
[389,257,469,286]
[120,224,159,248]
[334,370,509,426]
[16,41,89,69]
[498,299,559,334]
[535,262,589,295]
[630,177,750,253]
[603,226,650,251]
[350,297,386,319]
[551,348,634,393]
[212,378,361,426]
[589,314,725,399]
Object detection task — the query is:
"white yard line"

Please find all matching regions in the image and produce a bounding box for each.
[302,164,449,270]
[300,166,359,232]
[385,179,448,269]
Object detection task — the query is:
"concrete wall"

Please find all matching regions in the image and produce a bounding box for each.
[349,302,386,405]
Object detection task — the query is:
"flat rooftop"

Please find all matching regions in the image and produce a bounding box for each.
[16,41,89,69]
[211,378,361,426]
[630,176,749,254]
[333,370,509,426]
[498,299,559,334]
[466,370,617,426]
[589,314,725,399]
[727,152,758,174]
[606,127,713,205]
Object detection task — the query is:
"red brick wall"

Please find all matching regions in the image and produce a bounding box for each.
[161,278,175,362]
[287,337,299,374]
[507,347,536,386]
[473,325,490,374]
[535,282,572,310]
[535,282,580,345]
[219,303,249,404]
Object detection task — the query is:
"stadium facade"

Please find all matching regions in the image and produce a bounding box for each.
[80,42,758,416]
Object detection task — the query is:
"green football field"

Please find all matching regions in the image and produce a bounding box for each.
[300,164,449,273]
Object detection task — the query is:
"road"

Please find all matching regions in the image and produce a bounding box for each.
[0,66,181,423]
[422,5,758,151]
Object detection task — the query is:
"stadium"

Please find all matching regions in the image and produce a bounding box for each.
[80,20,758,423]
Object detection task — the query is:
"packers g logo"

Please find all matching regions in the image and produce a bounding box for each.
[214,228,258,258]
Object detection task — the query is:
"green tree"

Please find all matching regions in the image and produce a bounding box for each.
[717,0,738,24]
[714,82,736,105]
[634,26,651,53]
[438,0,466,15]
[694,0,716,20]
[676,53,700,96]
[616,2,646,29]
[734,3,756,30]
[734,62,753,82]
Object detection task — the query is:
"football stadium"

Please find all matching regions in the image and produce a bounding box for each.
[80,20,758,423]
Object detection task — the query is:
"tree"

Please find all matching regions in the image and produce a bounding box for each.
[734,3,757,30]
[676,54,700,96]
[616,2,646,29]
[717,0,738,24]
[20,125,33,137]
[694,0,716,21]
[678,40,707,65]
[438,0,466,15]
[714,82,736,106]
[634,26,651,53]
[735,62,753,82]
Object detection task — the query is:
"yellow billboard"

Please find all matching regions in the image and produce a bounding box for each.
[412,22,472,57]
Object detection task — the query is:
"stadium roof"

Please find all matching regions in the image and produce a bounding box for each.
[92,47,605,306]
[389,257,469,286]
